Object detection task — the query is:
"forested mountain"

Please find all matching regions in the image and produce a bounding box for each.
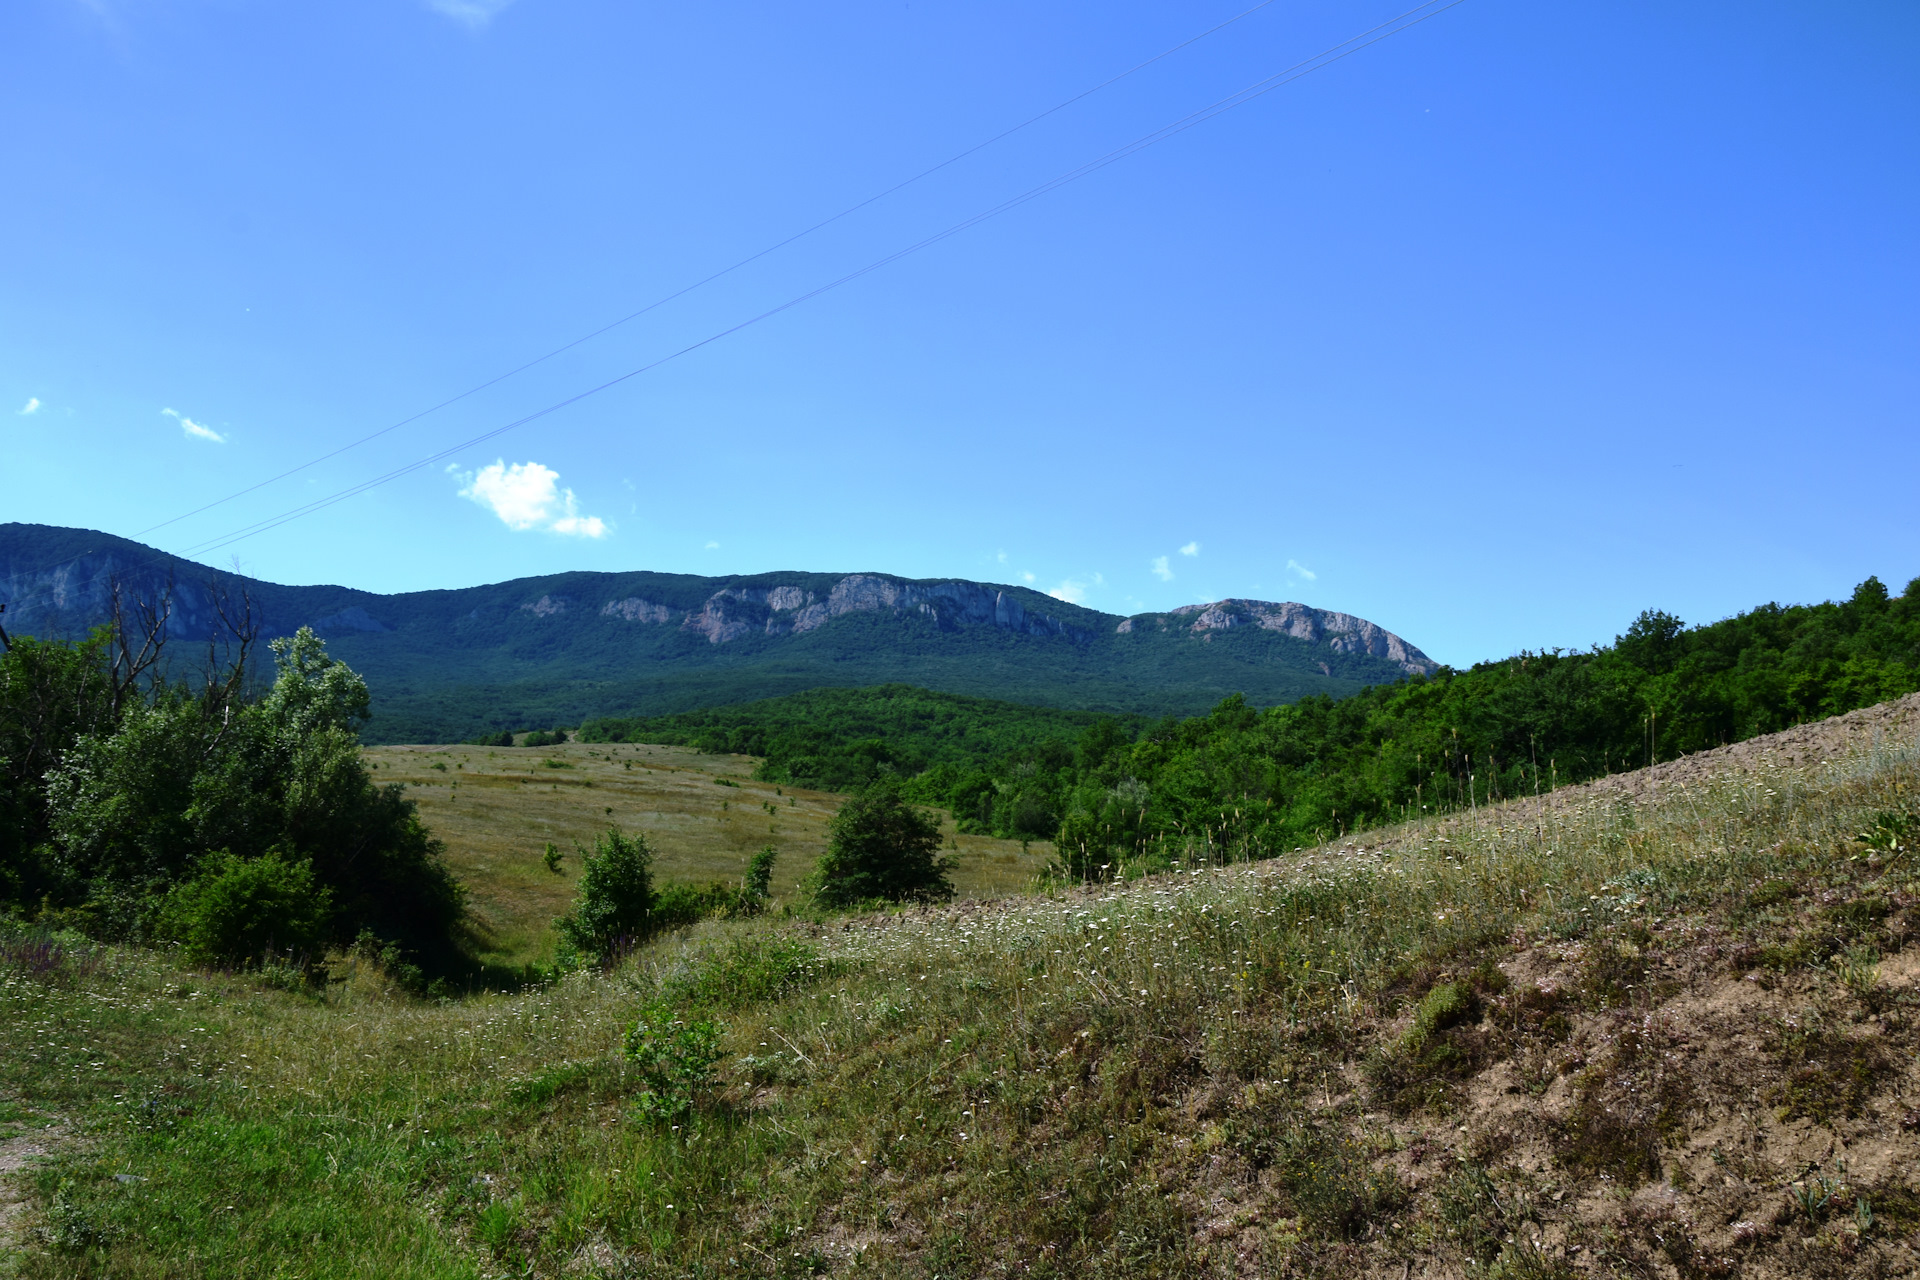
[618,576,1920,873]
[0,523,1433,742]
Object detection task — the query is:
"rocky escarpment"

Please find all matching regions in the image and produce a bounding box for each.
[610,574,1097,646]
[1116,599,1435,676]
[1,526,1441,732]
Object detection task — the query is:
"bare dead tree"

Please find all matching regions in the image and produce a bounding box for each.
[106,571,174,716]
[201,576,260,736]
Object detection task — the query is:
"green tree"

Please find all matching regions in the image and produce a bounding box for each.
[809,782,953,907]
[0,631,117,904]
[162,849,332,967]
[556,829,655,957]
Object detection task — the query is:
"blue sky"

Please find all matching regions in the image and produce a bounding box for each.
[4,0,1916,666]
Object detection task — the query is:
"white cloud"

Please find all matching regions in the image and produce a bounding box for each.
[1180,541,1200,557]
[453,459,608,538]
[162,407,225,443]
[1021,572,1036,584]
[424,0,514,28]
[18,397,40,416]
[1286,558,1317,581]
[705,541,720,550]
[1048,579,1088,605]
[1150,555,1173,582]
[997,550,1009,565]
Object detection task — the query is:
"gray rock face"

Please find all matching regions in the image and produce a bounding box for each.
[600,597,675,624]
[311,606,391,635]
[520,595,571,618]
[1126,599,1435,675]
[662,573,1094,645]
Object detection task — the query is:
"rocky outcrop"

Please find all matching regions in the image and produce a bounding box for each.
[670,574,1095,646]
[520,595,571,618]
[311,606,391,635]
[601,597,675,624]
[1120,599,1436,676]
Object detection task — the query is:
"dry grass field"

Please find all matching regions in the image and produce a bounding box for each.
[362,740,1053,964]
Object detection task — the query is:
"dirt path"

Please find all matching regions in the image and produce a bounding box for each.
[0,1109,65,1255]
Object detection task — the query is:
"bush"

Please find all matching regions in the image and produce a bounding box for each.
[522,728,568,748]
[743,844,776,903]
[808,782,954,907]
[649,847,780,930]
[625,1004,722,1121]
[163,849,331,968]
[555,829,653,958]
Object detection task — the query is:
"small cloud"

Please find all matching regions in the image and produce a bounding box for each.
[1150,555,1173,582]
[997,550,1009,565]
[705,541,720,550]
[163,407,225,443]
[1286,558,1317,581]
[452,459,608,538]
[1093,572,1105,586]
[1021,572,1036,584]
[17,397,40,416]
[423,0,514,28]
[1180,541,1200,557]
[1048,579,1088,605]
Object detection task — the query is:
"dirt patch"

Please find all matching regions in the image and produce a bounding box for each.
[0,1108,66,1253]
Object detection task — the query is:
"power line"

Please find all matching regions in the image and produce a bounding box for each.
[170,0,1464,561]
[127,0,1286,546]
[7,0,1465,607]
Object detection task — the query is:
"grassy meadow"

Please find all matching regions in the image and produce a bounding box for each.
[363,741,1054,965]
[2,722,1918,1277]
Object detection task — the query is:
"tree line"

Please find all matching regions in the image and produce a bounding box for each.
[599,576,1920,877]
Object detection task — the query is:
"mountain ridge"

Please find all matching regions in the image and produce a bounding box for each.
[0,523,1434,741]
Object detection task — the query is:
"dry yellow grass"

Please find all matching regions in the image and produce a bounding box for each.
[362,740,1053,963]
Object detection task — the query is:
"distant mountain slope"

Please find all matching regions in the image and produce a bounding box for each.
[0,523,1435,742]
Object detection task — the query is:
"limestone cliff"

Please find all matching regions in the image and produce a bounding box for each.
[1117,599,1435,676]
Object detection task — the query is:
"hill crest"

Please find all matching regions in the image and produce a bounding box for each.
[0,523,1435,739]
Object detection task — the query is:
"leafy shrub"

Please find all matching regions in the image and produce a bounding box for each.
[649,880,740,929]
[808,782,953,907]
[162,849,331,968]
[665,933,827,1010]
[521,728,567,748]
[555,829,653,959]
[650,847,780,930]
[626,1004,722,1121]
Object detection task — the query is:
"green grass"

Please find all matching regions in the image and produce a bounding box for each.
[363,740,1053,966]
[4,727,1918,1276]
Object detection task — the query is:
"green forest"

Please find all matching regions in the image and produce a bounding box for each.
[0,624,466,976]
[591,576,1920,875]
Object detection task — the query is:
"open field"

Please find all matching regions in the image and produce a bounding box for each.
[363,741,1054,964]
[3,705,1919,1277]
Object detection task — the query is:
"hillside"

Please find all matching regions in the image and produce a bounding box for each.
[0,523,1433,743]
[4,694,1917,1277]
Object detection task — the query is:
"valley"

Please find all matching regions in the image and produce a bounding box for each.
[364,741,1052,965]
